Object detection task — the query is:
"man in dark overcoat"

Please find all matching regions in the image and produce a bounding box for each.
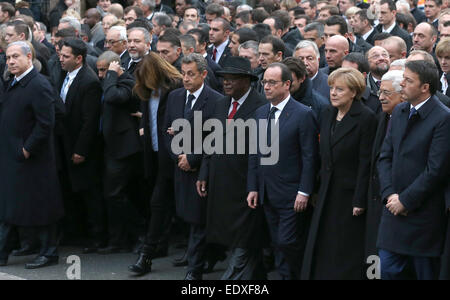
[0,41,64,269]
[197,56,268,280]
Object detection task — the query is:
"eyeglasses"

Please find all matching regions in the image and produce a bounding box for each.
[261,80,284,87]
[105,39,121,45]
[377,89,397,97]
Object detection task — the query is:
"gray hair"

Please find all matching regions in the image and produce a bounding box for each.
[181,53,207,73]
[238,40,259,56]
[141,0,156,10]
[153,12,172,28]
[179,34,196,50]
[36,21,47,33]
[396,0,410,11]
[109,25,127,41]
[98,50,120,64]
[7,41,32,55]
[295,40,320,59]
[390,58,406,70]
[237,4,253,12]
[128,27,151,43]
[304,21,324,37]
[381,70,404,92]
[60,16,81,33]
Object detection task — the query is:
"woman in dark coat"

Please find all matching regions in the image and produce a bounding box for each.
[128,52,183,275]
[301,68,377,280]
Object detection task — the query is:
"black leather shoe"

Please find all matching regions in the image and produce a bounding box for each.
[204,252,227,273]
[173,250,188,267]
[12,246,38,256]
[184,271,202,280]
[0,258,7,267]
[128,253,152,275]
[25,256,58,269]
[98,246,131,255]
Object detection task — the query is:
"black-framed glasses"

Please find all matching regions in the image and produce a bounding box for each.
[105,39,121,45]
[261,80,284,87]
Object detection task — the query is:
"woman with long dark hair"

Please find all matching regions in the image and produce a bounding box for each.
[128,52,183,275]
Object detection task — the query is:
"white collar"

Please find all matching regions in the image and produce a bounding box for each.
[15,65,34,82]
[270,94,290,112]
[120,50,127,57]
[383,22,396,33]
[232,88,251,104]
[362,27,374,40]
[214,38,229,53]
[67,65,82,80]
[410,96,431,111]
[186,83,204,100]
[310,71,318,80]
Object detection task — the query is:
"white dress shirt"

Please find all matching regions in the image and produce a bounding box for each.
[362,27,375,41]
[441,73,448,95]
[212,39,229,64]
[61,66,82,99]
[382,22,396,33]
[185,84,205,109]
[15,65,34,82]
[410,97,431,112]
[228,88,251,115]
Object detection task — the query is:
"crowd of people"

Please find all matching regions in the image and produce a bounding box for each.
[0,0,449,280]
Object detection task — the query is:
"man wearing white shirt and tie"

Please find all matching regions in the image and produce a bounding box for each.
[207,18,231,67]
[58,38,105,253]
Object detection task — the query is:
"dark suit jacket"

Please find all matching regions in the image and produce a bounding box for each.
[58,65,103,191]
[247,98,319,209]
[291,78,329,122]
[367,73,380,95]
[366,112,390,257]
[42,38,56,55]
[363,27,380,46]
[101,70,141,160]
[0,68,63,226]
[362,85,382,115]
[411,7,427,24]
[377,23,412,51]
[377,96,450,257]
[120,50,131,71]
[165,85,221,224]
[207,41,231,67]
[319,45,327,68]
[282,28,303,53]
[355,36,373,53]
[313,69,330,100]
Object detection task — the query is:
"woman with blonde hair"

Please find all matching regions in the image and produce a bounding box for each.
[128,52,183,275]
[436,37,450,96]
[302,68,377,280]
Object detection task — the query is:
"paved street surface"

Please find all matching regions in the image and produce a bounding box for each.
[0,245,279,280]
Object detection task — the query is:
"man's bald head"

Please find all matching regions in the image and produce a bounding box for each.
[86,8,101,28]
[325,35,349,69]
[381,36,407,61]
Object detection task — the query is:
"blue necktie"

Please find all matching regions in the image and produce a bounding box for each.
[408,107,418,120]
[267,107,278,146]
[10,78,17,87]
[60,75,70,102]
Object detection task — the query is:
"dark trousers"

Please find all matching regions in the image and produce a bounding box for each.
[141,174,175,255]
[60,173,105,246]
[379,249,441,280]
[222,247,267,280]
[187,223,207,275]
[0,222,59,259]
[263,201,308,280]
[104,152,143,247]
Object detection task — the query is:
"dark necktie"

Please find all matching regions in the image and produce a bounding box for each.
[267,107,278,146]
[408,107,418,120]
[184,94,195,118]
[10,78,17,87]
[128,60,138,71]
[375,80,381,89]
[212,48,217,62]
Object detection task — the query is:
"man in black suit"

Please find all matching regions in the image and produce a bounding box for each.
[165,54,221,280]
[321,35,349,75]
[303,22,327,68]
[94,51,143,254]
[247,63,319,280]
[126,27,151,74]
[57,39,105,252]
[156,33,183,72]
[365,69,404,262]
[263,15,301,55]
[104,26,130,70]
[425,0,441,29]
[352,9,380,46]
[188,28,223,77]
[366,46,391,95]
[377,0,413,51]
[377,60,450,280]
[197,57,268,280]
[0,41,64,269]
[410,0,427,24]
[294,40,330,100]
[207,18,231,67]
[256,35,285,94]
